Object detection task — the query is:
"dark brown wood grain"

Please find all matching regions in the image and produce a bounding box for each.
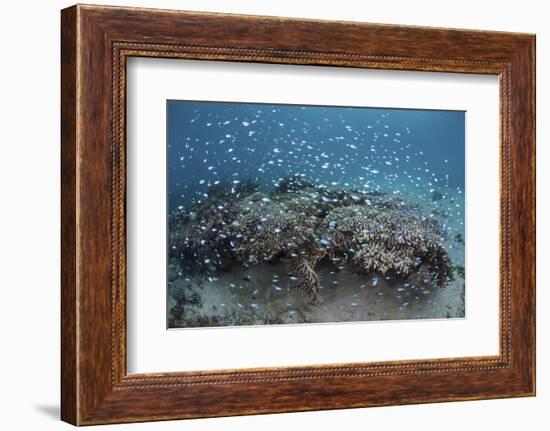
[60,5,78,425]
[61,4,536,426]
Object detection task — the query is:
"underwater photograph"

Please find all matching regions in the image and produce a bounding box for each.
[167,100,465,329]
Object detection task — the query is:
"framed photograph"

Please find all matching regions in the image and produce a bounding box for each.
[61,4,535,425]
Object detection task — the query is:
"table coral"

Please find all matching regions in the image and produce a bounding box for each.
[169,180,454,304]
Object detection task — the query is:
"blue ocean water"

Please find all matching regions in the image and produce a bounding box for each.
[167,101,464,212]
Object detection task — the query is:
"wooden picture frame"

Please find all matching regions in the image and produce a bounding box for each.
[61,4,535,425]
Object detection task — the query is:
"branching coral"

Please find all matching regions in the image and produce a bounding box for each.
[170,179,454,303]
[321,204,452,286]
[288,250,326,305]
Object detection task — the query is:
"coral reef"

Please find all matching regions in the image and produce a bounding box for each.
[169,178,454,304]
[321,204,453,286]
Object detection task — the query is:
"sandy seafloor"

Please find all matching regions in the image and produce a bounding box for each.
[167,187,465,328]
